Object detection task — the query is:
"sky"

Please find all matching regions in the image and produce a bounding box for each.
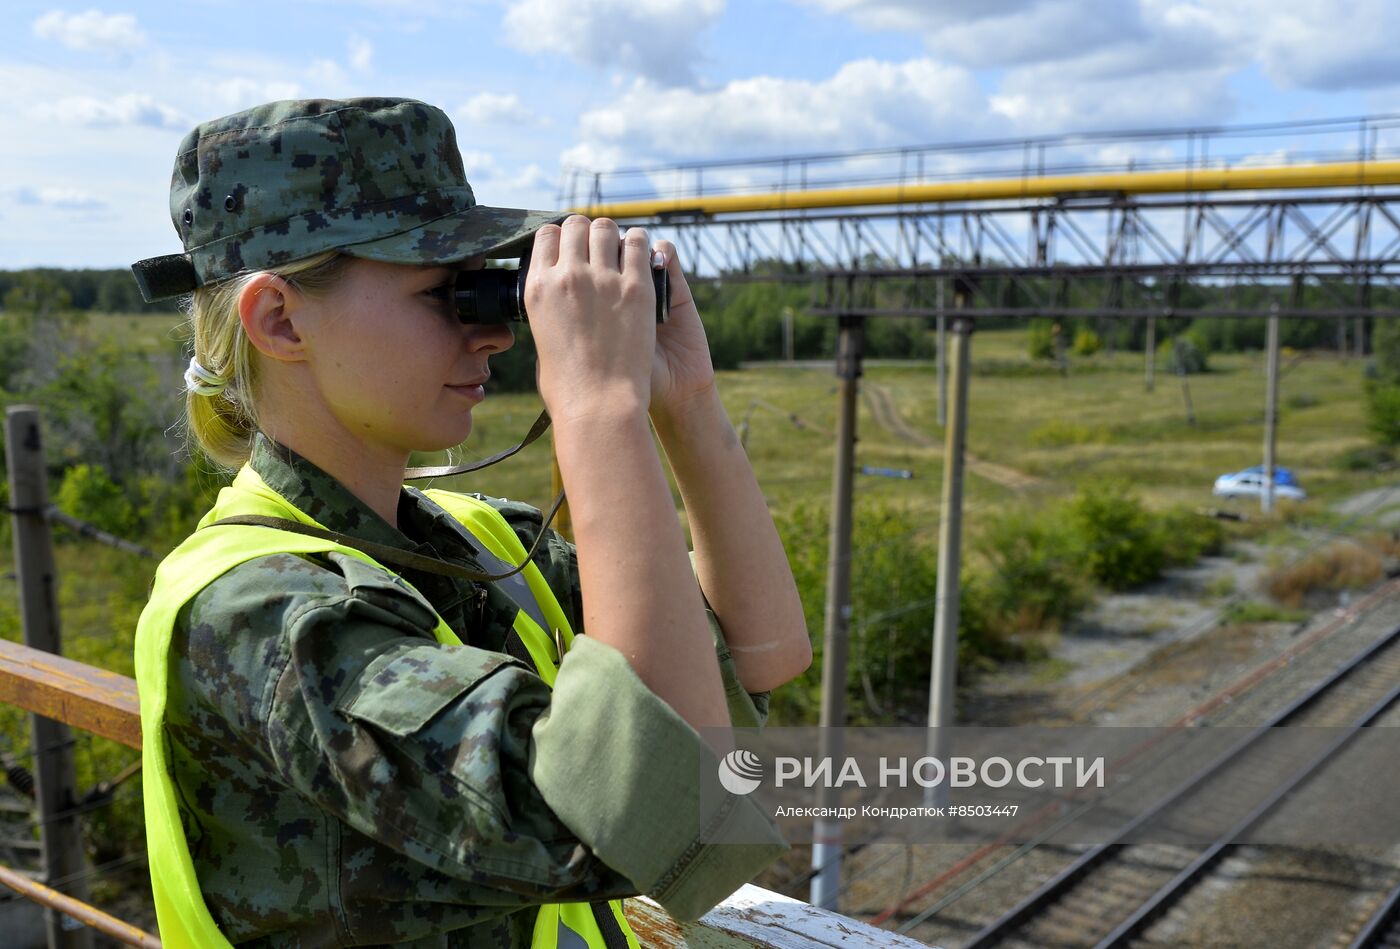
[3,0,1399,270]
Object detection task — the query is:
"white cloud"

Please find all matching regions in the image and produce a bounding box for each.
[32,9,146,52]
[307,59,350,89]
[349,36,373,73]
[802,0,1400,93]
[41,93,185,130]
[458,92,546,127]
[9,186,105,211]
[206,78,304,111]
[567,58,995,169]
[459,149,501,179]
[1197,0,1400,91]
[989,63,1235,133]
[503,0,725,86]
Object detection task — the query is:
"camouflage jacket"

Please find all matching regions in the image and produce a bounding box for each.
[164,434,786,947]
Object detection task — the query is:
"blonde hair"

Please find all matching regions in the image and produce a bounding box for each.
[183,251,353,469]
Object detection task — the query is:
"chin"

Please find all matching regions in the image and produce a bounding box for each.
[415,422,475,455]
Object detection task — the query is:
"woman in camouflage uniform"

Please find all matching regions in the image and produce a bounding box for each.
[131,98,810,947]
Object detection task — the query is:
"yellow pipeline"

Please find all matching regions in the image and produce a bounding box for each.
[575,159,1400,219]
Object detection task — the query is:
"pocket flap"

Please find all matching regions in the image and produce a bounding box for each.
[336,644,517,737]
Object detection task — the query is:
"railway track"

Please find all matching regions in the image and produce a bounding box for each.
[1349,876,1400,949]
[956,623,1400,948]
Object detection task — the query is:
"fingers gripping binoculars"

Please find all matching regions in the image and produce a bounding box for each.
[454,248,670,325]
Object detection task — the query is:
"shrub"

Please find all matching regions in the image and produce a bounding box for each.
[769,500,996,724]
[1028,419,1109,447]
[976,507,1089,633]
[1066,481,1167,589]
[1364,379,1400,445]
[1158,334,1209,374]
[1224,601,1309,624]
[1072,328,1102,356]
[1157,507,1227,567]
[1264,541,1383,607]
[54,463,139,537]
[1027,321,1056,361]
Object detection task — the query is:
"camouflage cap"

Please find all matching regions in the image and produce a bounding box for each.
[130,97,566,302]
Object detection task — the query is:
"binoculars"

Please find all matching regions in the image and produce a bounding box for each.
[454,248,670,325]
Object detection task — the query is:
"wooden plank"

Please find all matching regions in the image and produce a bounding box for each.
[624,885,937,948]
[0,640,140,750]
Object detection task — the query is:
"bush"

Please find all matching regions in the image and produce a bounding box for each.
[1066,481,1167,589]
[1027,321,1056,361]
[770,500,996,724]
[54,463,139,536]
[1364,379,1400,445]
[1157,507,1227,567]
[976,507,1089,633]
[1028,419,1109,447]
[1264,541,1383,607]
[1072,328,1102,356]
[1158,334,1209,374]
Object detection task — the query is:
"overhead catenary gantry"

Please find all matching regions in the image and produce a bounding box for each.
[566,115,1400,321]
[563,115,1400,917]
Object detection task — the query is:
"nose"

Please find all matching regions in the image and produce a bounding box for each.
[465,321,514,355]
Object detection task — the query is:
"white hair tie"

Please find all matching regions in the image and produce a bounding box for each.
[184,356,227,397]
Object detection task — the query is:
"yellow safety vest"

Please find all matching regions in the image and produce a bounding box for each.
[134,465,640,948]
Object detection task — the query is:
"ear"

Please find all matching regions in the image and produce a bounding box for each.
[238,274,305,362]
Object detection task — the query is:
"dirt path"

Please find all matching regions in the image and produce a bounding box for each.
[862,381,1044,493]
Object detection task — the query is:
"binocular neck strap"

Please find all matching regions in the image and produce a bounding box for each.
[403,409,553,479]
[208,407,575,583]
[206,489,568,585]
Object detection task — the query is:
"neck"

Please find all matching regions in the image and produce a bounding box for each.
[260,408,409,531]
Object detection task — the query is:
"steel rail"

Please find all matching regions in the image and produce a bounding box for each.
[1095,681,1400,947]
[1350,876,1400,948]
[961,623,1400,948]
[576,161,1400,219]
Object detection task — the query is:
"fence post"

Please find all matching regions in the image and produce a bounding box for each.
[4,407,94,949]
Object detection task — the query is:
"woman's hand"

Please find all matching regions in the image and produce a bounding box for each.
[524,216,657,425]
[648,239,717,423]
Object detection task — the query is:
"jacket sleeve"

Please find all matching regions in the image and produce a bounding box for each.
[173,550,785,921]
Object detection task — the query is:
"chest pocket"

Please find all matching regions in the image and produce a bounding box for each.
[336,643,523,737]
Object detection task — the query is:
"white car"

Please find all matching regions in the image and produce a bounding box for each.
[1213,469,1306,501]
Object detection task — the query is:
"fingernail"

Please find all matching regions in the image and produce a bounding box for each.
[651,250,667,268]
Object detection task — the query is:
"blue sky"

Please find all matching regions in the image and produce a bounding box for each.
[2,0,1398,270]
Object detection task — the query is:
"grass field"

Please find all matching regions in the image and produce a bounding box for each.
[447,330,1383,544]
[82,312,1387,540]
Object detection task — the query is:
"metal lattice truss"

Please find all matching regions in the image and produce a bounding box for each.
[624,191,1400,318]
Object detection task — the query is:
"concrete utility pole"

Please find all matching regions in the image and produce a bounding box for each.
[782,306,795,362]
[1175,339,1198,426]
[1145,313,1158,392]
[4,407,94,949]
[936,277,947,428]
[925,297,974,809]
[1263,304,1281,515]
[810,314,864,912]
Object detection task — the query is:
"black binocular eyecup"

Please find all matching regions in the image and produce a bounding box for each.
[454,250,669,325]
